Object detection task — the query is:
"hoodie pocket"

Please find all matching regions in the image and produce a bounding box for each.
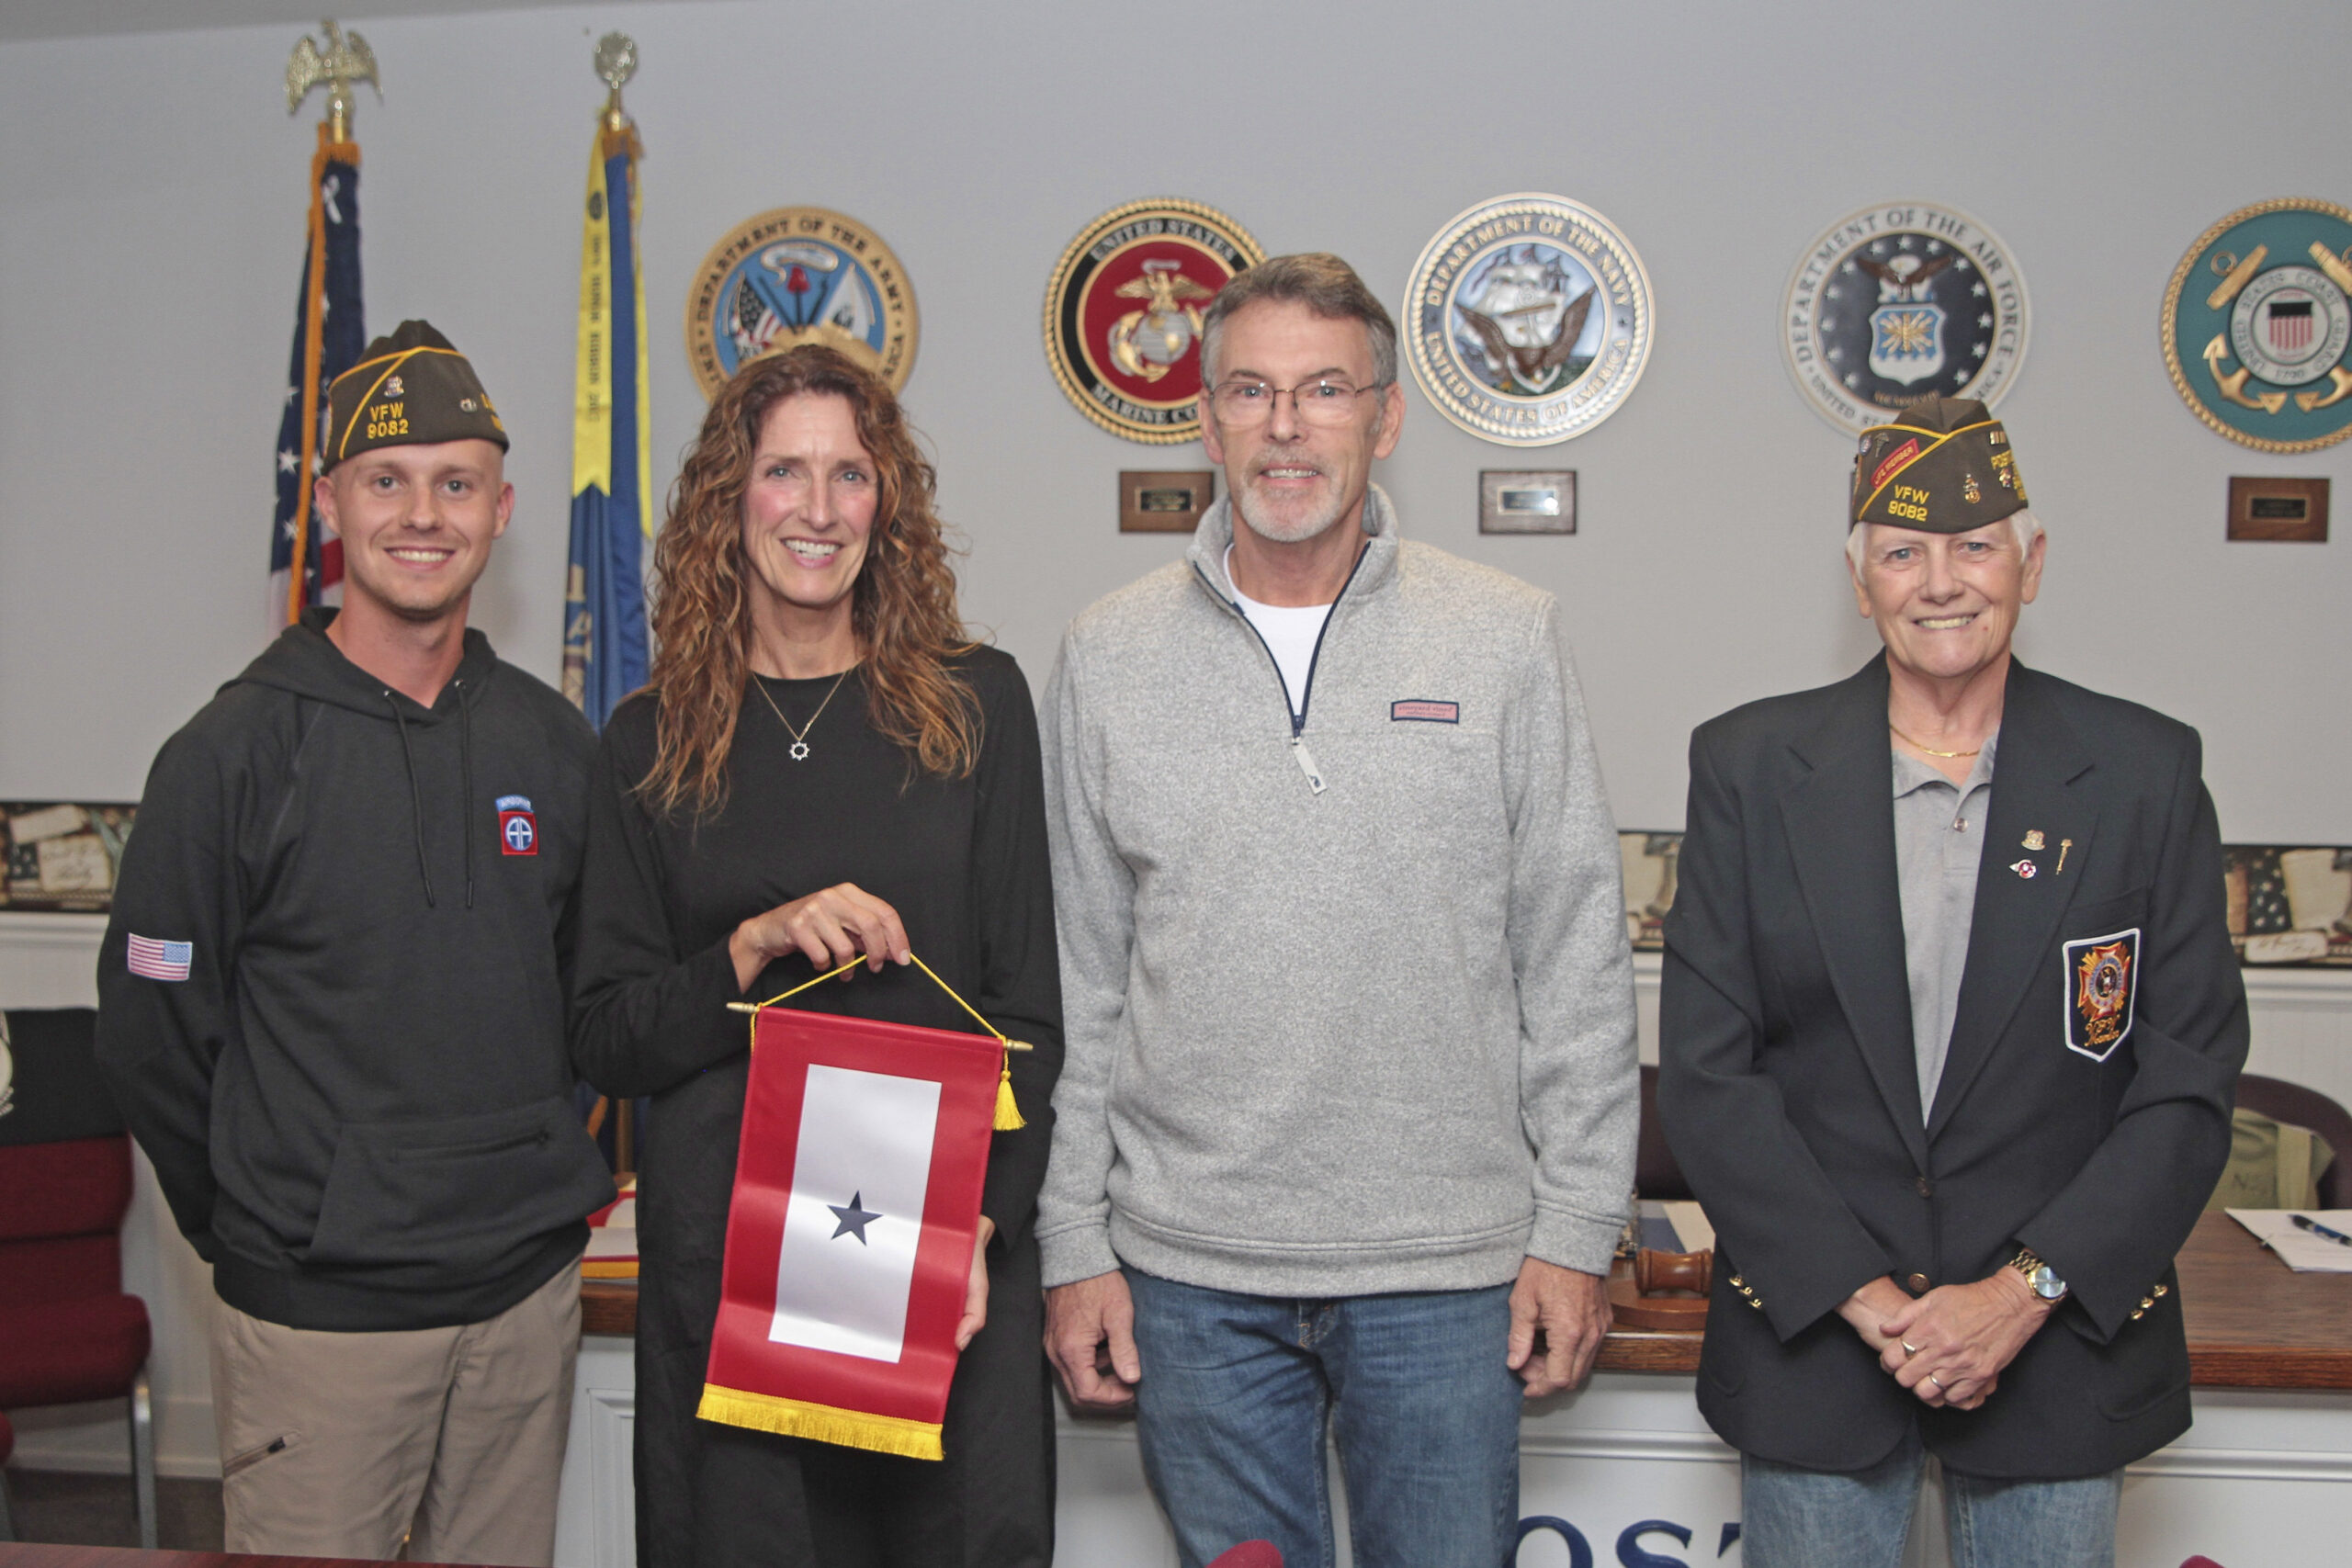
[304,1096,611,1270]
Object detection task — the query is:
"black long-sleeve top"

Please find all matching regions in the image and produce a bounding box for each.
[570,649,1064,1362]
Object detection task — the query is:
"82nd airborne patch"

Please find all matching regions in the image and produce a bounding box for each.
[2063,928,2140,1062]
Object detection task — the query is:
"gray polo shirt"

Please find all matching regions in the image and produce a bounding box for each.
[1893,734,1996,1122]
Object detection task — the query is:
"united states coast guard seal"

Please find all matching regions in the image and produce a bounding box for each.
[684,208,918,398]
[2161,198,2352,453]
[1781,202,2030,435]
[1403,194,1655,446]
[1043,198,1265,444]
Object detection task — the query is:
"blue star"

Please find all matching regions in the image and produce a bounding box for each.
[829,1191,881,1245]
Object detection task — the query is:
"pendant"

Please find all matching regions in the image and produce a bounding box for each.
[789,741,809,761]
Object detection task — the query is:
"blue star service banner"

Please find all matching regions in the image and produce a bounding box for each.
[269,124,364,628]
[562,121,652,728]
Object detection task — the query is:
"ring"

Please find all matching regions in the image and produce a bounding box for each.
[1927,1372,1946,1390]
[1901,1340,1921,1357]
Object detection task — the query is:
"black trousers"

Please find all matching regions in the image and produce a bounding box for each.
[636,1231,1055,1568]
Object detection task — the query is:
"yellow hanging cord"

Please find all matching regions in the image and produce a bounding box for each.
[729,951,1027,1131]
[905,953,1027,1133]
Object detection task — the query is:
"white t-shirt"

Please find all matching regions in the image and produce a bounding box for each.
[1226,546,1333,721]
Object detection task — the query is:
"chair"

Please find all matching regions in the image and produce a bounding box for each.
[1,1408,16,1540]
[0,1008,155,1549]
[2234,1073,2352,1210]
[1635,1063,1694,1201]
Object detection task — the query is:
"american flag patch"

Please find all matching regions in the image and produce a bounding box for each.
[1391,699,1460,724]
[126,934,193,983]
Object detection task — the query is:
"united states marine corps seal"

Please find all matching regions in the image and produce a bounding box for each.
[684,208,918,398]
[1782,203,2030,435]
[1403,194,1655,446]
[2161,198,2352,453]
[1043,198,1264,444]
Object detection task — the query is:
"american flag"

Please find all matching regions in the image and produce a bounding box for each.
[269,130,365,628]
[126,934,193,983]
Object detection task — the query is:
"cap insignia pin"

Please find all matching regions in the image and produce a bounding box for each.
[2023,829,2046,851]
[383,375,403,397]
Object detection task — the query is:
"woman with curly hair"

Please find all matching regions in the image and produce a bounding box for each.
[571,344,1062,1567]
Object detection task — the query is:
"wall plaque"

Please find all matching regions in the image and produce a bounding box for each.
[2227,476,2329,541]
[1119,470,1215,533]
[1479,470,1576,533]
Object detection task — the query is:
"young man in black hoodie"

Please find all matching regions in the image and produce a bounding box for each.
[96,321,613,1566]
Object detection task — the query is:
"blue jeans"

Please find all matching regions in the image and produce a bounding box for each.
[1125,1268,1523,1568]
[1742,1427,2122,1568]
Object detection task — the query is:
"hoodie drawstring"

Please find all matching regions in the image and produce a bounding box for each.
[456,679,476,909]
[386,694,439,908]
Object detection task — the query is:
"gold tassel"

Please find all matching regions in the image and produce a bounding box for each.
[697,1383,944,1461]
[993,1056,1024,1131]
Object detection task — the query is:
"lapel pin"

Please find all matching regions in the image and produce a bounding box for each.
[2022,829,2046,852]
[2009,859,2039,879]
[2056,838,2073,875]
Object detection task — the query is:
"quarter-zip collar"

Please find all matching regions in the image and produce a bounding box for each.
[1185,482,1401,607]
[1186,485,1398,793]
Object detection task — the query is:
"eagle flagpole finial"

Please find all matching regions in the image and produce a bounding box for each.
[594,32,639,133]
[287,19,380,143]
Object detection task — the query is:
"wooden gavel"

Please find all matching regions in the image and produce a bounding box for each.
[1634,1247,1713,1297]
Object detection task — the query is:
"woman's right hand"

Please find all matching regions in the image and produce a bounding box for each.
[729,883,910,993]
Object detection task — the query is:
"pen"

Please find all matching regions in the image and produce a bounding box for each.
[2290,1213,2352,1247]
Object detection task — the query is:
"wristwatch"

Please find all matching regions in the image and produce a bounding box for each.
[2010,1247,2068,1303]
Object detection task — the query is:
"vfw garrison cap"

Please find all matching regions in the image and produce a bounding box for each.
[323,319,508,470]
[1849,395,2027,533]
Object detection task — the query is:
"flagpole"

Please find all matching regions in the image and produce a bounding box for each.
[564,32,652,722]
[279,21,378,627]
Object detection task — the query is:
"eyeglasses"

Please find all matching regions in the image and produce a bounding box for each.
[1204,377,1390,428]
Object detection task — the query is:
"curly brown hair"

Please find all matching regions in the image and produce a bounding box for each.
[639,344,979,817]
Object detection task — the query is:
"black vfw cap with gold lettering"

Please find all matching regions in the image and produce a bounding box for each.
[1849,395,2027,533]
[323,320,508,470]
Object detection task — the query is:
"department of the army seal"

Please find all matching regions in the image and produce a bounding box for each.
[1782,202,2030,435]
[684,208,918,398]
[1043,198,1265,444]
[2161,197,2352,453]
[1403,194,1654,447]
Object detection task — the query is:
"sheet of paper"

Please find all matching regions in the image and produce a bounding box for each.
[2225,1208,2352,1272]
[1659,1201,1714,1255]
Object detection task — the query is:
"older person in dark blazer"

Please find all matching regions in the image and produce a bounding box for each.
[1658,397,2247,1568]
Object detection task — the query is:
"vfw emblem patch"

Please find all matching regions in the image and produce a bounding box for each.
[497,794,537,857]
[2063,928,2139,1061]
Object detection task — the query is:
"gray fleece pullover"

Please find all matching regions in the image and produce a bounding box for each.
[1035,486,1638,1296]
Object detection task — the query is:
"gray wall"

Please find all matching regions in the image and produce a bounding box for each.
[3,0,2346,838]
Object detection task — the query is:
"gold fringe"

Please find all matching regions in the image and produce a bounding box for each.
[993,1060,1024,1131]
[697,1383,943,1461]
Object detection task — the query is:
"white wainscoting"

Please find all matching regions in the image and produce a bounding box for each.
[7,914,2350,1514]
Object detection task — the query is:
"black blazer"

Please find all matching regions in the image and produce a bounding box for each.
[1657,656,2247,1479]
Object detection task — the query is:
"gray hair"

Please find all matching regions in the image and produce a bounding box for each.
[1848,507,2043,571]
[1199,253,1398,389]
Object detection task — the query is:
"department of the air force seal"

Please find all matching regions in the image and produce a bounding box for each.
[1782,203,2029,435]
[2161,198,2352,454]
[1043,198,1265,444]
[1403,194,1655,446]
[684,208,918,398]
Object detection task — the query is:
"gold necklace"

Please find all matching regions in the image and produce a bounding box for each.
[1889,722,1981,759]
[752,665,854,761]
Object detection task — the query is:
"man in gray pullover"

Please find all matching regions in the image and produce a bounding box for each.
[1037,254,1638,1568]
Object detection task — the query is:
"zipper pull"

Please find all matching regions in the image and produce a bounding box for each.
[1291,736,1327,795]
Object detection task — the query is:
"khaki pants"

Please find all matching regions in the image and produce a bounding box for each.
[210,1258,581,1566]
